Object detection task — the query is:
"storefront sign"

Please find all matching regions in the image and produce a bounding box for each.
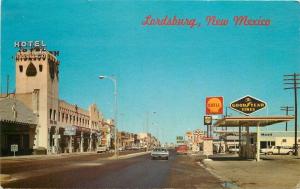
[206,96,224,115]
[64,126,76,135]
[230,95,266,115]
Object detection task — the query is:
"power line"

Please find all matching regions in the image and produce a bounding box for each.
[283,73,299,156]
[280,106,294,131]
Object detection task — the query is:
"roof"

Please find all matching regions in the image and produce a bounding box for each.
[0,98,37,125]
[213,116,294,127]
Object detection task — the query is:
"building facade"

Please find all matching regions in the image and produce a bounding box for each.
[0,44,106,156]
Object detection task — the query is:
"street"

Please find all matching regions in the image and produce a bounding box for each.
[1,151,222,188]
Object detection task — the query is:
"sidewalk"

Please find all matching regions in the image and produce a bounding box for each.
[200,154,300,189]
[0,151,97,161]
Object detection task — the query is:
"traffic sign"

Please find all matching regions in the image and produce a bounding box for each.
[230,95,266,115]
[11,144,18,157]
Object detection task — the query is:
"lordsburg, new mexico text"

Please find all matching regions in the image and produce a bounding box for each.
[142,15,271,28]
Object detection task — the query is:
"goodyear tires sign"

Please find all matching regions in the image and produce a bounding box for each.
[230,95,266,115]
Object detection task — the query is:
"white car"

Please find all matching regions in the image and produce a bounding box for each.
[151,148,169,160]
[228,146,239,153]
[261,146,294,155]
[96,146,107,153]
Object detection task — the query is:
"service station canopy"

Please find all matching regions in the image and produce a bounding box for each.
[213,116,294,127]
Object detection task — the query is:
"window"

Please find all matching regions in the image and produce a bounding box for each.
[19,65,23,72]
[26,62,37,77]
[53,110,56,121]
[282,139,287,143]
[39,65,43,72]
[58,111,60,122]
[49,109,52,120]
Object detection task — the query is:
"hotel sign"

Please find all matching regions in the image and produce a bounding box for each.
[230,95,266,115]
[206,96,224,115]
[14,40,46,48]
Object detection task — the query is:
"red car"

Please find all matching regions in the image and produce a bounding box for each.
[176,145,188,155]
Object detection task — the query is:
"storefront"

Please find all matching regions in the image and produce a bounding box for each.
[0,98,37,156]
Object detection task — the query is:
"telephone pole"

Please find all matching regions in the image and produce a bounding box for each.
[280,106,294,131]
[284,73,299,156]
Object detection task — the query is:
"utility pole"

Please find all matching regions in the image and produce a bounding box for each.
[284,73,299,156]
[280,106,294,131]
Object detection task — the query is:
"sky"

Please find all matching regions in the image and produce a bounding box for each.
[1,1,300,144]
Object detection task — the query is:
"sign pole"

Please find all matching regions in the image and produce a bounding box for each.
[256,123,261,161]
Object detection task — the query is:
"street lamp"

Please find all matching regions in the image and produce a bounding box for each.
[98,75,118,158]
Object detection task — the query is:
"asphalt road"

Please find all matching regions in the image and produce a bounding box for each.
[1,151,223,188]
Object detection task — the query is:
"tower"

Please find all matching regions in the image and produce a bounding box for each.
[15,45,60,151]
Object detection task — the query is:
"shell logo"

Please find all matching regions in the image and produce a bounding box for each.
[206,97,223,115]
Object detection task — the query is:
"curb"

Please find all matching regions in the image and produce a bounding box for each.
[0,174,12,184]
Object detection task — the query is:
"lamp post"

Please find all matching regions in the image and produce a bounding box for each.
[99,75,118,158]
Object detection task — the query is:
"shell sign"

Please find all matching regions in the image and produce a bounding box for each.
[206,97,224,115]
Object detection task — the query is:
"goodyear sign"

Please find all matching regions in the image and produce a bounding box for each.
[206,97,224,115]
[230,95,266,115]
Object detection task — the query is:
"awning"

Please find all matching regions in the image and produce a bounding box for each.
[0,98,37,126]
[213,116,294,127]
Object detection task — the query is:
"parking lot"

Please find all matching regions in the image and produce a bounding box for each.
[200,154,300,189]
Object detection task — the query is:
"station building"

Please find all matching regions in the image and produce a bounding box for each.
[0,45,107,156]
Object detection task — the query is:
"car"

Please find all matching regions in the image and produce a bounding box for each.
[228,146,239,153]
[176,145,188,155]
[260,146,294,155]
[151,148,169,160]
[96,145,107,153]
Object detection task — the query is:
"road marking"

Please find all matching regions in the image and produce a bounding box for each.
[75,162,103,167]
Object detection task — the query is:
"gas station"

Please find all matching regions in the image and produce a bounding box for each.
[213,116,294,161]
[206,95,295,161]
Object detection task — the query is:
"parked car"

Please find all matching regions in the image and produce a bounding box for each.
[96,145,107,153]
[151,148,169,160]
[228,146,239,153]
[260,146,294,155]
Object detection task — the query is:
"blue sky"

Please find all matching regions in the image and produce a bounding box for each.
[1,1,300,143]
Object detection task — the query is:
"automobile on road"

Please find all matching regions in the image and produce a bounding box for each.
[176,144,188,155]
[151,148,169,160]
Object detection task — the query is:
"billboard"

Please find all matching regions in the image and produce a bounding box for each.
[230,95,266,115]
[206,96,224,115]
